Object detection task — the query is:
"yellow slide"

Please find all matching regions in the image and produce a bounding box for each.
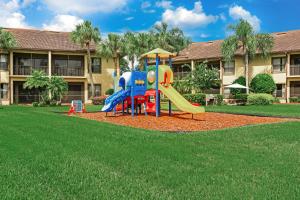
[159,84,205,114]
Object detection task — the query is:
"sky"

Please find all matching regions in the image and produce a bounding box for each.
[1,0,300,42]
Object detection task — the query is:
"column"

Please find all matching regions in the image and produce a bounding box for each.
[9,51,14,104]
[286,53,290,76]
[286,53,290,103]
[48,51,52,76]
[219,59,224,95]
[191,60,195,94]
[286,80,290,103]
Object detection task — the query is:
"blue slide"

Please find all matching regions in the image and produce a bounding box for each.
[101,89,131,112]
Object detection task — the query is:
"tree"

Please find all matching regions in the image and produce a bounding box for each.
[122,32,137,68]
[97,33,123,77]
[71,21,100,99]
[47,76,68,102]
[230,76,246,96]
[151,22,191,54]
[23,70,49,102]
[0,28,16,105]
[120,58,130,74]
[221,19,274,94]
[250,73,276,94]
[187,62,219,93]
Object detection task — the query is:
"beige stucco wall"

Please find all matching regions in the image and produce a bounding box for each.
[0,71,9,83]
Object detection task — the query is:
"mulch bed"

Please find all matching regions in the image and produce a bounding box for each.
[77,111,288,132]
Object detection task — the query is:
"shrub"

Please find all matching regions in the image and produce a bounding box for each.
[230,76,246,95]
[49,101,57,107]
[183,93,206,106]
[247,93,275,105]
[250,73,276,94]
[38,102,46,107]
[32,102,39,107]
[216,94,224,105]
[105,88,114,95]
[92,96,106,105]
[289,97,298,103]
[235,93,248,102]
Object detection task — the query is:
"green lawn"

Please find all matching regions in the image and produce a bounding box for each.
[0,106,299,199]
[206,104,300,118]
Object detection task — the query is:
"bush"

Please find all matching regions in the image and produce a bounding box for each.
[234,93,248,102]
[49,101,57,107]
[250,73,276,94]
[230,76,246,95]
[183,93,206,106]
[105,88,114,95]
[289,97,299,103]
[38,102,46,107]
[247,93,275,105]
[216,94,224,105]
[92,96,106,105]
[32,102,39,107]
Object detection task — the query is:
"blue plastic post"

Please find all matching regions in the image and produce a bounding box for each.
[144,57,148,116]
[155,54,159,117]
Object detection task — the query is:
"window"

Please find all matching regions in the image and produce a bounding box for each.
[0,83,8,100]
[52,55,84,76]
[14,53,48,75]
[0,54,8,70]
[274,84,285,98]
[224,61,235,76]
[272,57,286,73]
[91,58,101,73]
[290,81,300,97]
[88,84,101,98]
[223,61,235,75]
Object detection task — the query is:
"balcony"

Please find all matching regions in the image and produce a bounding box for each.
[13,65,48,75]
[0,62,8,70]
[52,66,84,76]
[290,64,300,76]
[173,72,191,80]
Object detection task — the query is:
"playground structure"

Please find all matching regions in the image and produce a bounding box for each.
[101,48,205,117]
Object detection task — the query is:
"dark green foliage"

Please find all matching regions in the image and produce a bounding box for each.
[105,88,114,95]
[231,76,246,95]
[289,97,298,103]
[247,93,275,105]
[216,94,224,105]
[250,73,276,94]
[183,93,206,106]
[173,79,191,94]
[32,102,39,107]
[234,93,248,102]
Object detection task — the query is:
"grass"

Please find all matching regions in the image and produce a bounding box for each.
[0,105,299,199]
[206,104,300,118]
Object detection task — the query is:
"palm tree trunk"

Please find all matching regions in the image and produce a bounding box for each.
[245,53,249,94]
[116,56,120,77]
[87,45,95,99]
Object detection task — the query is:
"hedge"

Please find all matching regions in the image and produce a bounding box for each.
[247,93,275,105]
[250,73,276,94]
[183,93,206,106]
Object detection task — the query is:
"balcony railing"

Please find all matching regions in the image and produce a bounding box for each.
[13,65,48,75]
[173,72,191,80]
[52,66,84,76]
[290,64,300,76]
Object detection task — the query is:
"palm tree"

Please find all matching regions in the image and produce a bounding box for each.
[122,32,137,69]
[152,22,174,51]
[71,21,100,99]
[47,76,68,102]
[221,19,274,94]
[97,33,123,76]
[0,28,16,105]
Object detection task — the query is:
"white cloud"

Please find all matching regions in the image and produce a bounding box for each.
[229,5,261,32]
[42,14,83,32]
[22,0,36,7]
[200,33,209,38]
[220,13,226,21]
[125,16,134,21]
[0,0,30,28]
[160,1,218,29]
[43,0,128,14]
[155,0,172,9]
[141,1,155,13]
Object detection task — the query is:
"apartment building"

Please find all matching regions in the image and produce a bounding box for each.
[0,28,115,105]
[172,29,300,102]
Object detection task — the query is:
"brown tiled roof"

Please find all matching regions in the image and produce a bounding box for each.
[4,28,96,52]
[174,29,300,62]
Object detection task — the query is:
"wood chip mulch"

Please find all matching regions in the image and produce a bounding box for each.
[77,111,288,132]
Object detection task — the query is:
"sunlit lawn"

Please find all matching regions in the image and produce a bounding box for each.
[0,105,299,199]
